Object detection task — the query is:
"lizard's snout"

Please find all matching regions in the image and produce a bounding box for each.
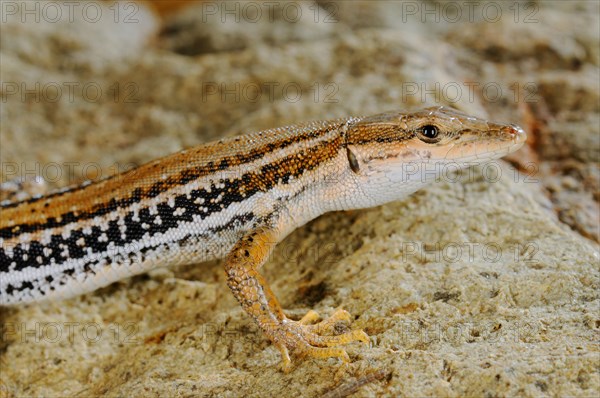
[502,124,527,144]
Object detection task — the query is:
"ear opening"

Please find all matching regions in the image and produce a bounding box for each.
[346,147,360,173]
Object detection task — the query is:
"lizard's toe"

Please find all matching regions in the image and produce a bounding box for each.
[271,309,368,371]
[302,308,352,333]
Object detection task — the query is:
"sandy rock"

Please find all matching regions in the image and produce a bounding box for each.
[1,1,598,397]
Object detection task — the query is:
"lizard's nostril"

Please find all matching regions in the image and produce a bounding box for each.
[502,124,527,143]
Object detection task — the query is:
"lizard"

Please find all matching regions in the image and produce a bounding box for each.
[0,106,526,371]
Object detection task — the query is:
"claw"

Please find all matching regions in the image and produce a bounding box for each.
[277,344,292,373]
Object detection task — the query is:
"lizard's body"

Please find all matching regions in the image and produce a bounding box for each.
[0,107,526,370]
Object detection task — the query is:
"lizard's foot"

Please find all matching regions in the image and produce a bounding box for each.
[225,228,368,372]
[272,309,369,372]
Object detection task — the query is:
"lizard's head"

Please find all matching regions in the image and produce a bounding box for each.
[340,106,526,208]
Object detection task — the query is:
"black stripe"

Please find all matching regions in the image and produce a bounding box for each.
[0,138,341,270]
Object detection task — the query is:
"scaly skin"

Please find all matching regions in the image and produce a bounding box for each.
[0,106,526,371]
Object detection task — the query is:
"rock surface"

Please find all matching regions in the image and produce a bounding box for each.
[1,1,598,397]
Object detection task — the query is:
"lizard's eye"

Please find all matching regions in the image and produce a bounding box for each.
[417,125,441,143]
[421,125,438,139]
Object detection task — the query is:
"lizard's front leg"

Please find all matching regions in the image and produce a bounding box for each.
[224,225,369,372]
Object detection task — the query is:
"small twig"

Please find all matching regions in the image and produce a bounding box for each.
[322,369,390,398]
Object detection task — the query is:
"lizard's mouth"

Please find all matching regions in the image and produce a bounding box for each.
[439,123,527,163]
